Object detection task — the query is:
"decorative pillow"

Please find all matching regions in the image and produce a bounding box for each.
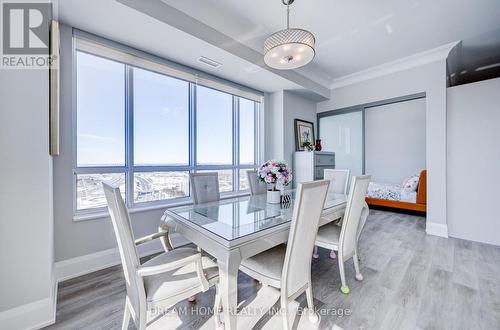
[401,174,420,192]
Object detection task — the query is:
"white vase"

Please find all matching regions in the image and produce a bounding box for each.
[267,190,281,204]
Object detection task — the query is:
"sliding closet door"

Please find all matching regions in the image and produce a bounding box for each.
[319,111,363,176]
[364,97,426,184]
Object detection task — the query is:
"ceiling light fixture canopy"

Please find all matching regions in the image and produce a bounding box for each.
[264,0,315,70]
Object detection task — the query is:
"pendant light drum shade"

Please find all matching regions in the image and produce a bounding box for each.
[264,28,315,70]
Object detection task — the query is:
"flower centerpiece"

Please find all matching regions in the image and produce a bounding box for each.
[258,160,292,204]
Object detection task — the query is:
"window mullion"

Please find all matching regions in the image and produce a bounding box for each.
[125,65,134,208]
[233,96,239,192]
[189,83,197,194]
[254,102,260,166]
[74,166,127,174]
[190,83,196,168]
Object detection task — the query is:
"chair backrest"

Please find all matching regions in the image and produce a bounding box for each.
[189,172,220,204]
[103,182,144,318]
[357,201,369,243]
[282,180,330,297]
[324,169,350,195]
[339,175,371,259]
[247,170,267,195]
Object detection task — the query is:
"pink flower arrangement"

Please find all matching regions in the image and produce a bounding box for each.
[258,160,292,191]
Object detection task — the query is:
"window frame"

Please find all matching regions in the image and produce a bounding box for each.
[72,45,261,219]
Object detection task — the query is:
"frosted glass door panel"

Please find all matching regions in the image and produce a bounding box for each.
[320,111,363,176]
[365,98,426,184]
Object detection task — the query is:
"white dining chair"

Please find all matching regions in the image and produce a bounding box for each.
[313,168,351,259]
[356,201,370,258]
[324,169,350,195]
[102,182,222,330]
[190,172,220,204]
[314,175,371,294]
[239,180,330,329]
[246,169,267,195]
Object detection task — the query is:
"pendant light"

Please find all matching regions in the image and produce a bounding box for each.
[263,0,316,70]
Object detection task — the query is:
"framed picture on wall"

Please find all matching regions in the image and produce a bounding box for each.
[294,119,315,151]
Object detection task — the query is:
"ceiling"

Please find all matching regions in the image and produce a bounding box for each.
[57,0,306,96]
[162,0,500,86]
[59,0,500,97]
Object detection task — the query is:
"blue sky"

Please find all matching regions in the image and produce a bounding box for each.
[76,52,255,167]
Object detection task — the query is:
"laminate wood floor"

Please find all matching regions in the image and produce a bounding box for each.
[44,210,500,330]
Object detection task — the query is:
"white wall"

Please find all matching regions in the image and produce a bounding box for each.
[365,98,426,184]
[264,90,317,167]
[318,60,449,237]
[447,77,500,246]
[0,69,55,327]
[264,91,284,161]
[283,91,317,167]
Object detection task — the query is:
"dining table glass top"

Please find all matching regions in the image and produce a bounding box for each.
[166,191,347,241]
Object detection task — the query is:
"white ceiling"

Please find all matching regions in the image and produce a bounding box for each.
[163,0,500,86]
[59,0,500,95]
[58,0,304,94]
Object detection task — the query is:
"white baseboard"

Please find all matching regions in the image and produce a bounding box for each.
[0,272,57,330]
[0,236,189,330]
[426,221,449,238]
[55,233,190,283]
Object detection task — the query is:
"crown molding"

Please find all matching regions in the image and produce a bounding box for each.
[331,41,461,89]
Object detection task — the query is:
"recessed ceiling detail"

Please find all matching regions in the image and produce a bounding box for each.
[162,0,500,86]
[116,0,330,100]
[60,0,500,93]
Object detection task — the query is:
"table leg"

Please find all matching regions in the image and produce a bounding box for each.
[217,249,241,330]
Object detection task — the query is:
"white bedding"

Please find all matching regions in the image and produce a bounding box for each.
[400,190,417,203]
[366,182,417,203]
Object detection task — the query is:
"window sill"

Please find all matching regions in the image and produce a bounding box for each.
[73,191,251,222]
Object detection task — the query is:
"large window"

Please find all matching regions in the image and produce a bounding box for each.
[196,85,233,165]
[74,50,260,215]
[133,67,190,166]
[76,52,125,167]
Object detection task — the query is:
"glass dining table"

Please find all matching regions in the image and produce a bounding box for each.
[161,191,347,330]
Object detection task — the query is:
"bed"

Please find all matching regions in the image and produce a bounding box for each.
[365,170,427,213]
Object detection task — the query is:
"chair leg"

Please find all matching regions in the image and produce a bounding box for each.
[353,254,363,281]
[305,285,319,324]
[121,300,131,330]
[338,258,349,294]
[280,298,290,330]
[329,250,337,259]
[214,285,223,329]
[355,245,361,261]
[137,310,147,330]
[312,246,319,259]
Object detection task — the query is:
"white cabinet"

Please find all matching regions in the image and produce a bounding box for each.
[293,151,335,187]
